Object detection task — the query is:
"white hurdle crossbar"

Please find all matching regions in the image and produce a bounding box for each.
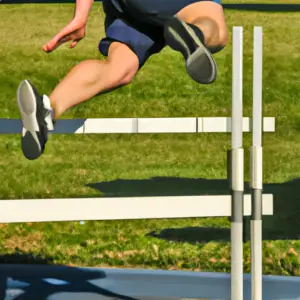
[0,117,275,134]
[0,195,273,223]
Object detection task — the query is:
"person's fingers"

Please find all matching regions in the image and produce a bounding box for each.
[70,41,78,48]
[42,20,85,52]
[42,37,62,52]
[69,33,85,48]
[43,34,72,52]
[42,21,78,52]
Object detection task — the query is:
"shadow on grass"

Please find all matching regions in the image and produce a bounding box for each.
[0,252,54,264]
[0,253,137,300]
[148,227,232,243]
[87,176,300,243]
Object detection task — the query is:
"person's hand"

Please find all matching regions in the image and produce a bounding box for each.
[43,18,86,53]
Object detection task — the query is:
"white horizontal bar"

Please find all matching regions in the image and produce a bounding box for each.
[202,117,275,133]
[0,194,273,223]
[138,117,196,133]
[84,118,138,133]
[0,118,275,134]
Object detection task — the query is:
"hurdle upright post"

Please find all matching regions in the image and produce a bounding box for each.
[250,26,263,300]
[231,26,244,300]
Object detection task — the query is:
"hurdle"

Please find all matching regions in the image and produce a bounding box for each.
[0,26,280,300]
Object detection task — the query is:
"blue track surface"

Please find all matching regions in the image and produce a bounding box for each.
[1,264,300,299]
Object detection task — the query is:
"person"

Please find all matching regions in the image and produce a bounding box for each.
[16,0,228,160]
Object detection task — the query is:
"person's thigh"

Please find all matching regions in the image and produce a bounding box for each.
[176,1,228,48]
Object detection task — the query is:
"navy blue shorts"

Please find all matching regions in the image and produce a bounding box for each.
[99,0,222,68]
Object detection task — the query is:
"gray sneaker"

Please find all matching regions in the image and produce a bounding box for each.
[17,80,54,160]
[164,16,217,84]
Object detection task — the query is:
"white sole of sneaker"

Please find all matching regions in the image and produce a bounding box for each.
[17,80,39,132]
[186,47,217,84]
[17,80,43,160]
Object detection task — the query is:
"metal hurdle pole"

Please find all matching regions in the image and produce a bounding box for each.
[250,26,263,300]
[231,26,244,300]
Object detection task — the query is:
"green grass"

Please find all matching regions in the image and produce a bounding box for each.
[1,0,300,276]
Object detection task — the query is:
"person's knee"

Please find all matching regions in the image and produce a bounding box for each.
[117,64,138,86]
[208,26,229,54]
[106,42,140,87]
[191,16,228,51]
[218,27,229,49]
[107,61,138,87]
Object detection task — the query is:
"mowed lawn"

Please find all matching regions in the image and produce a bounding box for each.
[1,0,300,276]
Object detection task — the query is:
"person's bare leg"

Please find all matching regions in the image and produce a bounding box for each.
[176,1,228,51]
[49,42,139,119]
[16,42,139,160]
[164,1,228,83]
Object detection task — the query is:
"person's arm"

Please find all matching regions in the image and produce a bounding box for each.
[74,0,95,24]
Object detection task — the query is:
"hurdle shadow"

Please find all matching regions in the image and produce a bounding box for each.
[87,177,300,243]
[0,253,137,300]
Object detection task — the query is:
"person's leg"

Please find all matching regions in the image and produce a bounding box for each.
[17,42,139,160]
[49,42,139,119]
[164,0,228,84]
[17,5,165,161]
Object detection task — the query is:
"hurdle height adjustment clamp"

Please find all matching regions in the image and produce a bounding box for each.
[250,146,263,217]
[231,148,244,221]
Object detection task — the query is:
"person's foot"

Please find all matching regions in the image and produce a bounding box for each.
[164,16,217,84]
[16,80,54,160]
